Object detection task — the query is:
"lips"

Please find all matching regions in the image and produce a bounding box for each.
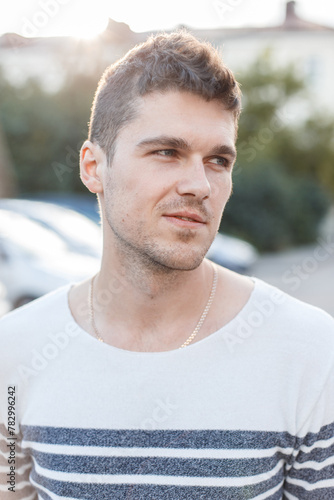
[164,211,206,223]
[162,211,207,230]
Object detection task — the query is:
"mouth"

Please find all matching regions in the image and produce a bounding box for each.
[163,211,207,228]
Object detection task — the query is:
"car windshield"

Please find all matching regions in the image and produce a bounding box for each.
[0,210,67,258]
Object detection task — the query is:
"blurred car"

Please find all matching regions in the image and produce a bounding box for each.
[0,198,102,258]
[206,232,258,273]
[0,208,100,309]
[21,193,101,225]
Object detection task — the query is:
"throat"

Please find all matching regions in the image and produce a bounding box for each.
[88,261,217,351]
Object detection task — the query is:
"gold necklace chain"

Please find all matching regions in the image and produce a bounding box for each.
[88,264,218,349]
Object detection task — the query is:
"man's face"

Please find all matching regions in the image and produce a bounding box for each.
[100,90,237,271]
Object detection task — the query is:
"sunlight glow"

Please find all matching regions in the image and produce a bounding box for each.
[6,0,109,40]
[70,16,109,40]
[0,0,334,39]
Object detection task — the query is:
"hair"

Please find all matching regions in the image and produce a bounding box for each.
[88,30,241,162]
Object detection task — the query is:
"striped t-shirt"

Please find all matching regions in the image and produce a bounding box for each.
[1,278,334,499]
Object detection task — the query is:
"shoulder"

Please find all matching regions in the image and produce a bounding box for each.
[219,270,334,354]
[0,283,71,324]
[0,284,83,387]
[253,277,334,335]
[0,284,76,346]
[215,265,334,349]
[249,277,334,375]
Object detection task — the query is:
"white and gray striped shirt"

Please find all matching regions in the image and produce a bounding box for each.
[1,278,334,499]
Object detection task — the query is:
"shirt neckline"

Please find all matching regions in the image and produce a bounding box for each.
[64,276,264,358]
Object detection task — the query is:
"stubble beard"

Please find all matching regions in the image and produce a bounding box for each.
[108,217,210,275]
[104,208,213,278]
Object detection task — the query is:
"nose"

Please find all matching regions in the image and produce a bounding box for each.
[175,158,211,200]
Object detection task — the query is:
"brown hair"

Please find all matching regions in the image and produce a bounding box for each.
[89,30,241,162]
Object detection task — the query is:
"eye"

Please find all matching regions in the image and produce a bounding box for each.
[208,156,230,168]
[153,149,177,157]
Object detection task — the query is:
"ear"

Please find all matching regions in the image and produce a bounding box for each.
[80,140,106,194]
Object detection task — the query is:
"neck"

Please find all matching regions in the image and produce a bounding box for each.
[92,249,214,350]
[98,250,212,312]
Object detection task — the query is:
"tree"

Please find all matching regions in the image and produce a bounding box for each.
[0,70,97,195]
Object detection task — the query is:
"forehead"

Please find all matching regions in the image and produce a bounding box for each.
[117,90,237,150]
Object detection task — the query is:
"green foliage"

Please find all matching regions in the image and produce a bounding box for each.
[236,51,334,196]
[0,69,97,194]
[276,117,334,191]
[222,162,330,252]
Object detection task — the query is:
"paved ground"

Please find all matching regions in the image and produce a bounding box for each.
[250,207,334,317]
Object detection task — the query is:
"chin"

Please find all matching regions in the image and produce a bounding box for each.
[151,247,208,272]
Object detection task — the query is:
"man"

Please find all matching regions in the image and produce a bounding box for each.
[1,31,334,500]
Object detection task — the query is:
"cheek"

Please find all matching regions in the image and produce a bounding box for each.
[210,175,232,208]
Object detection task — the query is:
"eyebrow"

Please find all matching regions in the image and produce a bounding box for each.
[136,135,237,160]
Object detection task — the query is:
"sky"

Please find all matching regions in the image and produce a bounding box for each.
[1,0,334,39]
